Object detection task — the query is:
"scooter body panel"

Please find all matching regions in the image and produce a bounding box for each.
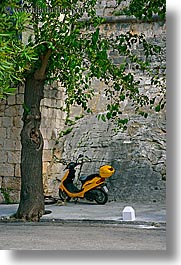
[59,170,105,199]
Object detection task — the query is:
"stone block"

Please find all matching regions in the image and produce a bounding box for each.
[40,125,46,134]
[0,128,6,139]
[18,85,24,94]
[0,150,7,163]
[0,138,3,151]
[7,95,16,105]
[50,163,63,175]
[6,127,21,140]
[0,151,8,163]
[0,164,14,177]
[43,150,52,162]
[7,151,21,164]
[13,116,23,128]
[43,139,55,150]
[42,98,51,107]
[55,118,62,129]
[55,99,64,108]
[46,128,54,140]
[0,176,2,187]
[14,140,21,151]
[49,99,57,108]
[96,9,104,16]
[122,206,136,221]
[106,0,116,8]
[16,94,24,104]
[4,106,17,117]
[43,140,49,150]
[43,162,50,174]
[15,164,21,177]
[2,176,21,191]
[8,189,20,203]
[3,140,17,151]
[41,107,49,118]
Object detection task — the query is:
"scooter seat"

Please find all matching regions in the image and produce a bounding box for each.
[79,174,99,183]
[79,175,87,181]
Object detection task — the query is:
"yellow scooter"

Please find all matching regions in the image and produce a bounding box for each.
[59,156,115,204]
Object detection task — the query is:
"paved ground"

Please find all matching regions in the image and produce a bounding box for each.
[0,201,166,250]
[0,201,166,224]
[0,222,166,250]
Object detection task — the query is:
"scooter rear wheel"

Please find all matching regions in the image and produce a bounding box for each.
[94,188,108,205]
[59,189,71,202]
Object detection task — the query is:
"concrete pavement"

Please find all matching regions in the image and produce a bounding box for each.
[0,222,166,250]
[0,200,166,226]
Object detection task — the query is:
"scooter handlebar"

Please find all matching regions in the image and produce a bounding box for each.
[59,155,92,170]
[63,161,82,170]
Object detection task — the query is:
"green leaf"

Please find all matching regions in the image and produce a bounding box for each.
[118,118,129,125]
[23,103,31,114]
[99,114,106,122]
[106,112,112,120]
[92,28,99,45]
[155,104,161,112]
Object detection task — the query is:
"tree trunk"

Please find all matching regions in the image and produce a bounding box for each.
[15,76,45,221]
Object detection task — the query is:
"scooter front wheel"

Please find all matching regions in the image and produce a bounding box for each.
[94,188,108,205]
[59,189,71,202]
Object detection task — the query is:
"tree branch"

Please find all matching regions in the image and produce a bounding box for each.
[34,49,52,80]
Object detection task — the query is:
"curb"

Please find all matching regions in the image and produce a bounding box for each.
[40,218,166,227]
[0,216,166,229]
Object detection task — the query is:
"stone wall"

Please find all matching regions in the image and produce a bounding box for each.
[0,1,166,203]
[46,16,166,202]
[51,112,166,203]
[0,83,67,203]
[0,85,24,203]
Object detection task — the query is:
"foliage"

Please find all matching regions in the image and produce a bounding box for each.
[0,187,12,204]
[0,0,166,127]
[59,127,73,138]
[0,1,39,98]
[118,0,166,20]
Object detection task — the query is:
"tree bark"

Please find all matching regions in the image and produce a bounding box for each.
[15,76,45,221]
[15,49,51,221]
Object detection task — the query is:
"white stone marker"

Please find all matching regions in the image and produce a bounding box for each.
[122,206,136,221]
